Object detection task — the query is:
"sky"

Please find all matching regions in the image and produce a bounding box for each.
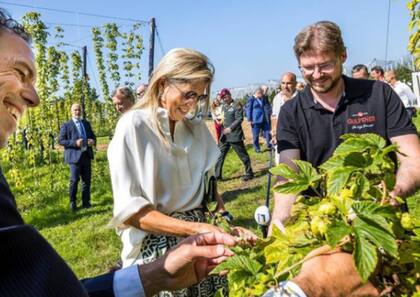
[1,0,414,96]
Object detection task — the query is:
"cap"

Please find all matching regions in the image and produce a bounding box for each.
[219,88,231,98]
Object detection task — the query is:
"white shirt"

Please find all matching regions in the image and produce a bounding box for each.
[272,91,298,118]
[107,107,220,267]
[393,81,418,108]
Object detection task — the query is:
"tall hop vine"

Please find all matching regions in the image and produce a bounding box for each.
[91,26,109,100]
[407,0,419,69]
[21,12,51,166]
[104,23,121,88]
[121,22,144,86]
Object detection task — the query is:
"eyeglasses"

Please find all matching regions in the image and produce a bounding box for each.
[299,60,336,75]
[170,82,208,103]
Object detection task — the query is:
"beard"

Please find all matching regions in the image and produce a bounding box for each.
[306,65,343,94]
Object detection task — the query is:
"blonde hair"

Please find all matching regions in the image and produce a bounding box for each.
[132,48,214,147]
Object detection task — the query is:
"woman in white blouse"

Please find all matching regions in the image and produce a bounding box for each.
[108,48,252,296]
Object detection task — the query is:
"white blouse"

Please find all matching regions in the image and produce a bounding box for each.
[107,107,220,267]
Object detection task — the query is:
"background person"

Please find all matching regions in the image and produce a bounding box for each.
[351,64,369,79]
[246,87,272,153]
[215,88,254,181]
[211,93,223,144]
[59,103,96,211]
[296,81,305,91]
[111,86,135,113]
[370,65,385,81]
[384,69,418,119]
[136,83,148,101]
[271,72,298,164]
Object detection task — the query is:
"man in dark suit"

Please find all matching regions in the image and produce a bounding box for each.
[59,103,96,211]
[246,86,272,153]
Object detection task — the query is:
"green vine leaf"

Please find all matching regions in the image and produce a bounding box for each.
[271,160,321,194]
[211,254,263,276]
[353,218,398,258]
[326,221,351,247]
[354,229,378,283]
[326,166,356,195]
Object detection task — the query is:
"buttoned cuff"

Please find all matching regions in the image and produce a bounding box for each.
[113,265,145,297]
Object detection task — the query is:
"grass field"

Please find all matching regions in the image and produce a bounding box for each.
[4,141,272,279]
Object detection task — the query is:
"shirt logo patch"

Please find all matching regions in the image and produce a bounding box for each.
[347,111,376,130]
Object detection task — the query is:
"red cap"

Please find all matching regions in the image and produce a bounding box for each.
[219,88,231,98]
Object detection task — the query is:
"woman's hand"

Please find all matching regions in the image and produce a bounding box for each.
[230,226,258,245]
[194,222,224,234]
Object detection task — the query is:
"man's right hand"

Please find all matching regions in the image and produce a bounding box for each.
[292,247,379,297]
[75,138,84,147]
[140,232,236,296]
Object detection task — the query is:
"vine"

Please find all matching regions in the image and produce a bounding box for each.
[407,0,420,69]
[104,23,121,88]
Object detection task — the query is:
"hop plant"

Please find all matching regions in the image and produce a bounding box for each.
[212,134,420,297]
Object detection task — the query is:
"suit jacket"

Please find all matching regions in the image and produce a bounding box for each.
[221,101,245,143]
[0,166,116,297]
[59,119,96,164]
[246,95,271,125]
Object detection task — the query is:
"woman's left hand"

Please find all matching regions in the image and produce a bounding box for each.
[230,226,258,245]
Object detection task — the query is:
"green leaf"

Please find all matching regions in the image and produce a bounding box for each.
[294,160,322,184]
[271,161,321,195]
[353,229,378,282]
[327,167,356,195]
[334,138,371,156]
[343,152,369,168]
[407,194,420,218]
[273,180,311,194]
[363,134,387,149]
[352,202,396,234]
[379,143,398,156]
[353,218,398,258]
[270,164,298,179]
[326,220,352,247]
[319,155,345,172]
[352,173,370,199]
[211,255,262,275]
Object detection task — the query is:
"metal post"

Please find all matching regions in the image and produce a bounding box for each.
[148,18,156,81]
[384,0,391,67]
[81,45,87,119]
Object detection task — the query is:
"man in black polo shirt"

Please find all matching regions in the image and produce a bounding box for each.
[269,21,420,232]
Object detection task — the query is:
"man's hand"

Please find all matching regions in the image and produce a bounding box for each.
[222,127,231,134]
[87,139,94,146]
[389,134,420,202]
[139,232,236,296]
[292,247,379,297]
[75,138,84,147]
